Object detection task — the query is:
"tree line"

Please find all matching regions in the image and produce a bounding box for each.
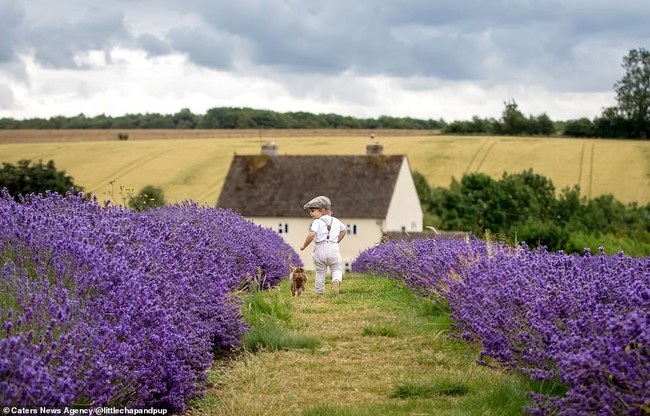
[0,107,444,131]
[415,169,650,256]
[441,100,556,136]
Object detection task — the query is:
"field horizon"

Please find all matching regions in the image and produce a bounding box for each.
[0,129,648,207]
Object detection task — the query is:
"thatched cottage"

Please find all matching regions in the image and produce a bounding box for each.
[217,141,423,270]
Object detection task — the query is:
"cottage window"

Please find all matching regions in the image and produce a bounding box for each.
[347,224,357,235]
[278,223,289,234]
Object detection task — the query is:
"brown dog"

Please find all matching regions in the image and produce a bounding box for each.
[289,265,307,296]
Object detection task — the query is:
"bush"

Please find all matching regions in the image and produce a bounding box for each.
[128,185,165,211]
[0,159,83,199]
[562,118,596,137]
[564,231,650,257]
[425,169,650,255]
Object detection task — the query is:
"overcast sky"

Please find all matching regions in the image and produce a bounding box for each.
[0,0,648,122]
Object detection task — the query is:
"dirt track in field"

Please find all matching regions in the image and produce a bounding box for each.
[0,129,438,143]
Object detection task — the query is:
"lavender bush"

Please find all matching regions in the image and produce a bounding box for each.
[353,237,650,415]
[0,191,300,411]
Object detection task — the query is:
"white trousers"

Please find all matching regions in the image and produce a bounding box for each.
[312,242,343,294]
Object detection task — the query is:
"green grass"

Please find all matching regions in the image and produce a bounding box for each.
[188,273,536,416]
[241,286,321,352]
[361,323,398,337]
[242,324,322,352]
[391,379,471,399]
[243,286,293,326]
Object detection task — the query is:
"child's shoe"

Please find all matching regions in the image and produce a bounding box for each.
[333,280,340,294]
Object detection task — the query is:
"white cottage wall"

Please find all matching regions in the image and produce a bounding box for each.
[384,158,424,232]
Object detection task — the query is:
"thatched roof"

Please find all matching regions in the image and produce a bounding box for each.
[217,154,406,218]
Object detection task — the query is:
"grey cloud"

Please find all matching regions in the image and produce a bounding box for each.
[3,0,650,100]
[26,8,131,69]
[137,34,172,57]
[11,0,646,92]
[0,41,15,64]
[183,1,535,80]
[190,1,349,73]
[177,0,650,91]
[167,26,239,69]
[188,1,417,76]
[0,0,26,63]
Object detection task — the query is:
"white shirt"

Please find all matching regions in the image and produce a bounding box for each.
[310,215,345,243]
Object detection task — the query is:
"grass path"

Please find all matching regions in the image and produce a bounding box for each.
[187,273,533,415]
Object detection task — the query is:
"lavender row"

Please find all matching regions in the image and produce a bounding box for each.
[352,238,649,415]
[0,191,301,411]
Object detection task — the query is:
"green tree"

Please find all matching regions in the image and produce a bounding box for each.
[456,172,498,232]
[430,170,558,235]
[528,113,555,135]
[495,170,556,226]
[500,100,528,135]
[563,118,596,137]
[140,113,175,129]
[441,120,469,134]
[412,171,441,227]
[554,185,583,226]
[441,116,494,134]
[593,106,633,138]
[128,185,165,211]
[412,171,432,207]
[426,170,650,254]
[173,108,199,129]
[0,159,83,199]
[614,48,650,138]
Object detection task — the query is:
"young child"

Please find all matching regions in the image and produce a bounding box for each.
[299,196,346,294]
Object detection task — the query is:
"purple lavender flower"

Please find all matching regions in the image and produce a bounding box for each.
[353,237,650,415]
[0,190,301,411]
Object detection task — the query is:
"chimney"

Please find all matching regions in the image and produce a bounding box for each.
[261,141,278,156]
[366,134,383,155]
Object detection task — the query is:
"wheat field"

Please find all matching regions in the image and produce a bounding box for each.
[0,130,648,205]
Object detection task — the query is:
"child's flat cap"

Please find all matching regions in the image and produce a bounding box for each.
[303,195,331,210]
